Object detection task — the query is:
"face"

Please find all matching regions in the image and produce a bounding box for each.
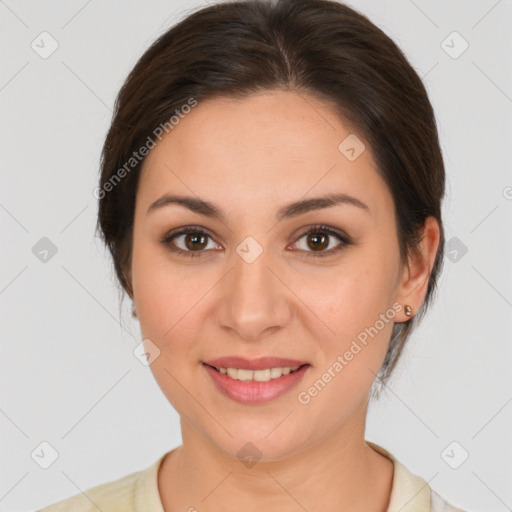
[130,90,413,461]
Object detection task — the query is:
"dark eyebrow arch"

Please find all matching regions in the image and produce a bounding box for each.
[275,193,370,220]
[146,193,370,221]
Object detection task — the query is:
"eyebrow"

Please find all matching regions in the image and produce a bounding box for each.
[146,193,370,221]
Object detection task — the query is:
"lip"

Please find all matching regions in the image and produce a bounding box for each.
[203,356,310,371]
[202,362,311,404]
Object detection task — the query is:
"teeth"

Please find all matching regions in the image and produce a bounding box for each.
[217,366,301,382]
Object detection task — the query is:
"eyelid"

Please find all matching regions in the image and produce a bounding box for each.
[159,225,220,257]
[160,224,352,258]
[292,223,350,243]
[289,224,351,258]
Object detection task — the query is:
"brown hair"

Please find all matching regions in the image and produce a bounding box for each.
[95,0,445,394]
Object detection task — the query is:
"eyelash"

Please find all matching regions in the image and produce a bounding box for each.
[160,224,352,259]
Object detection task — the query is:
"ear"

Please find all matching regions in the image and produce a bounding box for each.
[395,216,441,322]
[122,264,135,300]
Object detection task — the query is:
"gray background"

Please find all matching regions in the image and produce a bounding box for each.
[1,1,511,511]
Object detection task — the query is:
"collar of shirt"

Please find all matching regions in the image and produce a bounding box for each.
[368,441,431,512]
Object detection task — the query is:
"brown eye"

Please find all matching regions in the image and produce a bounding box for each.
[161,224,351,259]
[183,232,208,251]
[292,225,351,258]
[161,227,221,257]
[305,232,329,251]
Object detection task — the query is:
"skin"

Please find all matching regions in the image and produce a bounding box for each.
[127,89,440,512]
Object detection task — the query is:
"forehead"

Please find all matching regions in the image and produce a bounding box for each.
[138,90,391,219]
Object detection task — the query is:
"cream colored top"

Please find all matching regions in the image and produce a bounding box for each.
[36,443,467,512]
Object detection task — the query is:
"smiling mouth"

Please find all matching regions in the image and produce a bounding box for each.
[203,363,309,382]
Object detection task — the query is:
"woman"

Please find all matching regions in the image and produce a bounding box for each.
[38,0,467,510]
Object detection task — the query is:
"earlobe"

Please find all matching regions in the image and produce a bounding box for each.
[396,216,441,322]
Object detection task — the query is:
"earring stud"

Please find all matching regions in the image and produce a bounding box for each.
[404,304,412,317]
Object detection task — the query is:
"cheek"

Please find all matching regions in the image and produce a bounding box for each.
[135,270,204,344]
[131,238,197,340]
[295,276,396,416]
[131,248,211,408]
[300,253,396,337]
[299,247,398,383]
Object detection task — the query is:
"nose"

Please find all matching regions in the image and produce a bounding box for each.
[215,244,292,341]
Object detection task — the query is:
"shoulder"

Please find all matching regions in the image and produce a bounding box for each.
[430,489,468,512]
[37,471,140,512]
[367,441,469,512]
[36,470,140,512]
[35,454,166,512]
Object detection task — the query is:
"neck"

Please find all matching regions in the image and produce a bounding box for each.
[158,405,394,512]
